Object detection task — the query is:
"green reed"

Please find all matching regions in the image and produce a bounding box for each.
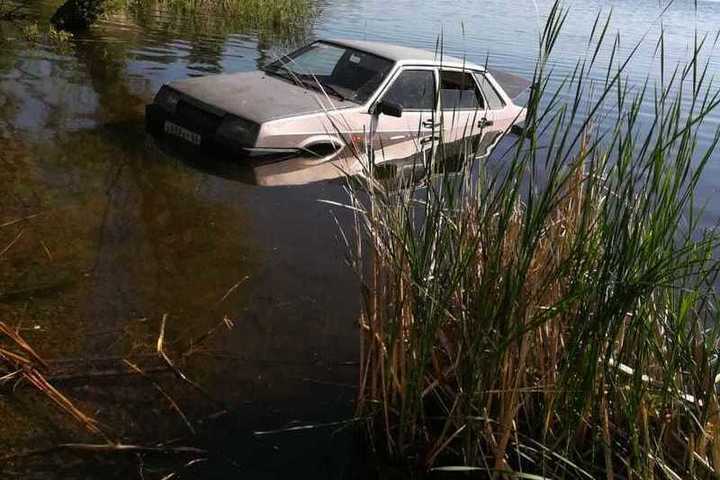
[119,0,317,39]
[344,2,720,478]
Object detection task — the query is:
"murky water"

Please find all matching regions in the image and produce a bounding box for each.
[1,0,719,478]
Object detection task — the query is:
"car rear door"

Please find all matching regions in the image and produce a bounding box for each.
[473,71,515,158]
[370,67,439,167]
[438,69,518,163]
[438,69,491,162]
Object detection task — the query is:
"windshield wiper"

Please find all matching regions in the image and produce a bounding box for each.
[296,77,347,101]
[265,67,348,101]
[317,81,347,101]
[263,65,295,82]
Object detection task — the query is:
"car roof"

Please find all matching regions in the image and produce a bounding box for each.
[322,38,486,71]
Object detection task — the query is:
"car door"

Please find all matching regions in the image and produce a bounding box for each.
[438,68,491,162]
[473,71,513,158]
[370,67,439,166]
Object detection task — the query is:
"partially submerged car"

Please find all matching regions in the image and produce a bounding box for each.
[146,39,528,185]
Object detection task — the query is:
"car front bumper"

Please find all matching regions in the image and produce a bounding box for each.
[145,103,301,162]
[145,103,236,151]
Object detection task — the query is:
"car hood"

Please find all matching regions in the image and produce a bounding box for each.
[168,71,358,124]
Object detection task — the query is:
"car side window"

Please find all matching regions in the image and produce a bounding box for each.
[382,70,436,110]
[440,70,484,110]
[475,73,506,110]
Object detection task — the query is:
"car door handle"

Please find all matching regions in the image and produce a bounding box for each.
[420,136,440,145]
[478,118,494,128]
[422,119,442,129]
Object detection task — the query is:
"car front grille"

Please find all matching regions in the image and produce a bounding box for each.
[174,100,224,134]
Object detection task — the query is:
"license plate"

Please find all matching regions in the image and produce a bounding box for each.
[164,121,201,145]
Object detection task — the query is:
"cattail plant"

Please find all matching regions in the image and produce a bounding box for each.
[341,2,720,478]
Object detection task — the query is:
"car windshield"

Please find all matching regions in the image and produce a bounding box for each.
[265,42,394,104]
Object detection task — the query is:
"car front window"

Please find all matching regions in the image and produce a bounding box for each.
[382,70,436,110]
[265,42,395,104]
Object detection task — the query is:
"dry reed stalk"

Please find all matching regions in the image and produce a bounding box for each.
[0,229,24,258]
[0,321,102,436]
[0,213,41,229]
[1,442,207,462]
[123,359,196,435]
[602,392,615,480]
[155,314,229,411]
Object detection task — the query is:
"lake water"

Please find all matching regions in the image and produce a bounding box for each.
[1,0,718,477]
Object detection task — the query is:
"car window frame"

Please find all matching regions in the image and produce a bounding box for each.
[438,67,488,112]
[474,72,507,110]
[373,65,439,113]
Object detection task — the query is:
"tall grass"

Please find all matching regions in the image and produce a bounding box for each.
[345,3,720,477]
[120,0,317,39]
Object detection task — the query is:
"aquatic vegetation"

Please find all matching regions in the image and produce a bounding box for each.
[347,3,720,477]
[20,22,41,41]
[48,25,74,43]
[20,22,74,44]
[137,0,318,28]
[0,0,30,21]
[55,0,318,40]
[126,0,316,41]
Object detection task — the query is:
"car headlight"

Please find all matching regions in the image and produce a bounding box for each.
[216,116,260,147]
[155,86,181,113]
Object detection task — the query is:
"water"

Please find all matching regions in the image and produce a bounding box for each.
[1,0,719,477]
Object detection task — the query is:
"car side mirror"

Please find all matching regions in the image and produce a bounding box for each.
[375,99,403,118]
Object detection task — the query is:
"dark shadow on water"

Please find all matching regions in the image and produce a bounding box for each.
[1,113,369,478]
[149,135,264,185]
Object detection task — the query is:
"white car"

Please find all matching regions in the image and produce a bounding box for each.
[147,39,528,185]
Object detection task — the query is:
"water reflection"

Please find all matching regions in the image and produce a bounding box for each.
[152,136,357,187]
[1,2,365,478]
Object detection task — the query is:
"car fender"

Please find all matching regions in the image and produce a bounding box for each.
[297,135,347,162]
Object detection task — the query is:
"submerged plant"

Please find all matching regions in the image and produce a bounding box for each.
[20,22,41,42]
[344,2,720,478]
